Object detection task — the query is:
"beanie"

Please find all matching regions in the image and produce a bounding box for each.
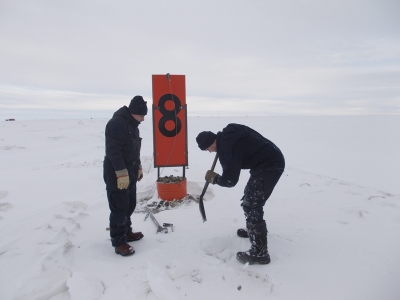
[128,96,148,115]
[196,131,216,150]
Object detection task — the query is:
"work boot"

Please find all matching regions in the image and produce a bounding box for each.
[127,231,144,242]
[115,243,135,256]
[236,221,270,265]
[237,228,249,238]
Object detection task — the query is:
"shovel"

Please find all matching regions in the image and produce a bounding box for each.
[199,153,219,222]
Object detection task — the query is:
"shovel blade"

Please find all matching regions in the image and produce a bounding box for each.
[199,197,207,222]
[199,181,209,222]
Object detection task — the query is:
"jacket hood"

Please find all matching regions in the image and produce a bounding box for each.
[113,106,140,126]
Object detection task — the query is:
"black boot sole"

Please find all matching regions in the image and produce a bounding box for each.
[236,252,271,265]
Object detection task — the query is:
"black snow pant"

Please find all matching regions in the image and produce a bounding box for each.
[241,166,284,225]
[107,182,137,247]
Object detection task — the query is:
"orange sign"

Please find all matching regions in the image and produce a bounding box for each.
[152,74,188,167]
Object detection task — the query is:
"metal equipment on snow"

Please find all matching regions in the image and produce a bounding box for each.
[163,223,174,232]
[144,208,172,234]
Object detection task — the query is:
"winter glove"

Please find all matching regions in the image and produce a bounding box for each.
[115,168,129,189]
[137,165,143,181]
[205,170,219,184]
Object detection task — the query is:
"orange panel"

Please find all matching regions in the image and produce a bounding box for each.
[152,74,188,167]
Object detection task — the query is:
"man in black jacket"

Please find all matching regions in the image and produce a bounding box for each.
[103,96,147,256]
[196,124,285,265]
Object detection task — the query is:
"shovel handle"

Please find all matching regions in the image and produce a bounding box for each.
[199,153,219,223]
[210,153,219,171]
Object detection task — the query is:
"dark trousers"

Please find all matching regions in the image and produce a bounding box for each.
[107,182,137,247]
[241,167,284,225]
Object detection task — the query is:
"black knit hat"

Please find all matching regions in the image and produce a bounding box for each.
[128,96,148,115]
[196,131,216,150]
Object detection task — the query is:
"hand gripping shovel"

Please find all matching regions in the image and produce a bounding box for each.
[199,154,219,222]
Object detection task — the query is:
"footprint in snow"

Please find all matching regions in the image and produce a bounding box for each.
[200,237,236,262]
[339,181,353,186]
[368,195,386,200]
[167,259,202,283]
[48,136,66,141]
[342,208,369,218]
[1,145,27,150]
[0,202,13,212]
[0,191,12,212]
[63,201,88,213]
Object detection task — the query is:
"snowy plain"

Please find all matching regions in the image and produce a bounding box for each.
[0,115,399,300]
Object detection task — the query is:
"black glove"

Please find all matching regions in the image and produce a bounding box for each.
[205,170,219,184]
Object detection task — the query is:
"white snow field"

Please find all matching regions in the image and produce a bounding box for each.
[0,115,399,300]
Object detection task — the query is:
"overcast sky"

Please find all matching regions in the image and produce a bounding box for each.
[1,0,399,119]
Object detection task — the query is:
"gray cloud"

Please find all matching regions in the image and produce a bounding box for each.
[1,0,399,119]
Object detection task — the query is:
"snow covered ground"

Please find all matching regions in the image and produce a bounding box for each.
[0,115,399,300]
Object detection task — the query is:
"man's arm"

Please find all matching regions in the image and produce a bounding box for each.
[215,146,244,187]
[215,159,241,187]
[105,120,126,171]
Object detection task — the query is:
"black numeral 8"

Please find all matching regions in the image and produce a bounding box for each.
[158,94,182,137]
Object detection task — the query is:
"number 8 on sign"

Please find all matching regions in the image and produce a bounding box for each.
[158,93,182,137]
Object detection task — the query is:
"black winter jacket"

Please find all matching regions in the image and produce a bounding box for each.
[215,123,284,187]
[103,106,142,190]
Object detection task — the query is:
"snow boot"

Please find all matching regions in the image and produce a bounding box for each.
[115,243,135,256]
[127,231,144,242]
[237,228,249,238]
[236,221,270,265]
